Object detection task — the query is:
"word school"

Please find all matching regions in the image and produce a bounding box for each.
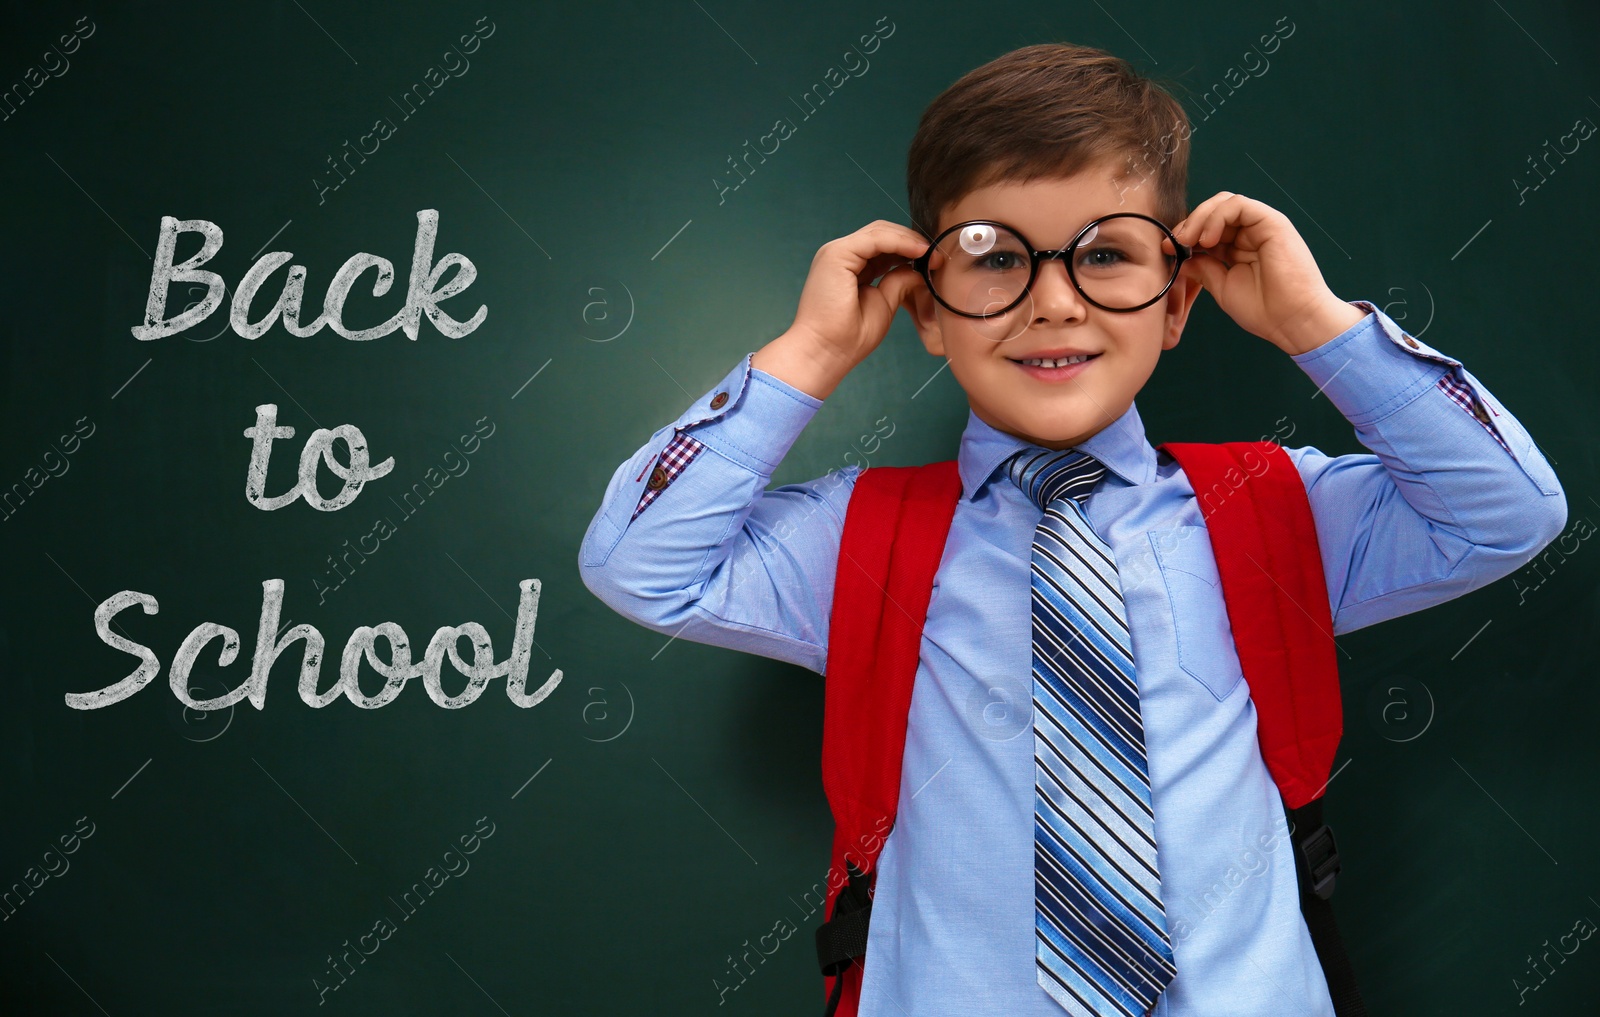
[129,208,486,342]
[63,578,562,711]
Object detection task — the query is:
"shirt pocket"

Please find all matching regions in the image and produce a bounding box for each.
[1148,525,1244,701]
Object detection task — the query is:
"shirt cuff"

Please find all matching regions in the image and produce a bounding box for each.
[675,353,824,475]
[626,353,825,521]
[1289,299,1462,426]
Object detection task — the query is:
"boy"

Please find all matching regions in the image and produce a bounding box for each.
[579,43,1566,1016]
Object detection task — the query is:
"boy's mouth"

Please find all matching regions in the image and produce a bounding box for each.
[1007,352,1100,382]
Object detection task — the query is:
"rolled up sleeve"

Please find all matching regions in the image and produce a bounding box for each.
[1286,300,1568,634]
[578,354,856,673]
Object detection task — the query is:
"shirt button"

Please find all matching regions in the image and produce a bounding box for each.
[710,391,729,410]
[1473,401,1491,423]
[1402,335,1420,349]
[647,465,669,490]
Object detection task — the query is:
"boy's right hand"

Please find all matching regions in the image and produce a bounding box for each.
[752,221,934,401]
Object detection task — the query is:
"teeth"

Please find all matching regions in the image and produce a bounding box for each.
[1020,355,1092,367]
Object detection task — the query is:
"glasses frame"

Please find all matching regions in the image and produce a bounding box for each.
[911,211,1193,317]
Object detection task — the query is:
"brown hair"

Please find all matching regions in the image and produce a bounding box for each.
[906,43,1191,239]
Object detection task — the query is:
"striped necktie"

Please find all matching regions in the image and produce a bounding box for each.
[1006,447,1175,1017]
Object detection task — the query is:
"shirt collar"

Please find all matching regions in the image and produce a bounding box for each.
[956,399,1158,501]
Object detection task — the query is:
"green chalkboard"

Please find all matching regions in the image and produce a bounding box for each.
[2,1,1597,1013]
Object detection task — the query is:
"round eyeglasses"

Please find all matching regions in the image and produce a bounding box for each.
[911,212,1193,317]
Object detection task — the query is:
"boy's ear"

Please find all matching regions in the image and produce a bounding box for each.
[905,278,946,357]
[1161,265,1205,350]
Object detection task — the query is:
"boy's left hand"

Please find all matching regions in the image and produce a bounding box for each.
[1170,192,1366,355]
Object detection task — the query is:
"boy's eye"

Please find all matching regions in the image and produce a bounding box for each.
[1078,247,1128,269]
[977,251,1025,271]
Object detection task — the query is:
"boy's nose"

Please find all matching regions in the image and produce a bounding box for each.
[1026,255,1089,322]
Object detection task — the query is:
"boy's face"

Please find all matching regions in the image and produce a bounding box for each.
[906,156,1202,451]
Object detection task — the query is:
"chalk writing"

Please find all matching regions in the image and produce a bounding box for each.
[244,404,395,512]
[130,209,486,342]
[64,579,561,711]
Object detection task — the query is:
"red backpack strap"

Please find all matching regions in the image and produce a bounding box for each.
[1157,440,1341,810]
[815,459,962,1017]
[1157,443,1368,1015]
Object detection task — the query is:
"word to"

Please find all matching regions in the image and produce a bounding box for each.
[2,816,95,922]
[2,415,94,523]
[243,404,395,512]
[1,15,95,123]
[314,816,496,1003]
[315,16,495,205]
[64,578,562,711]
[130,209,486,342]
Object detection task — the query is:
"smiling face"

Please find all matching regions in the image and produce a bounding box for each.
[906,157,1203,451]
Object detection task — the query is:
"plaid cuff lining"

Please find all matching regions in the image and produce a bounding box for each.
[632,430,708,520]
[1436,370,1512,455]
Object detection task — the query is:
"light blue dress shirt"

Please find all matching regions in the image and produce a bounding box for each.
[579,300,1567,1016]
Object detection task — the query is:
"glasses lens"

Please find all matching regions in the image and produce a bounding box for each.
[1071,217,1180,310]
[927,223,1033,317]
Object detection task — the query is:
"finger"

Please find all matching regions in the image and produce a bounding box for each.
[1183,249,1229,295]
[862,218,931,238]
[843,238,932,283]
[1180,203,1234,252]
[1181,191,1246,239]
[1173,191,1235,243]
[1224,197,1283,249]
[862,223,945,279]
[1178,197,1232,248]
[865,265,925,335]
[1198,195,1274,250]
[861,252,911,285]
[875,264,925,311]
[1166,232,1218,263]
[1200,196,1249,249]
[855,220,937,258]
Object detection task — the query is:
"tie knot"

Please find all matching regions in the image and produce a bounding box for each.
[1005,447,1108,511]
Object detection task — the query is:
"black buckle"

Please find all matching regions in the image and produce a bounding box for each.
[1296,823,1340,900]
[815,859,875,976]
